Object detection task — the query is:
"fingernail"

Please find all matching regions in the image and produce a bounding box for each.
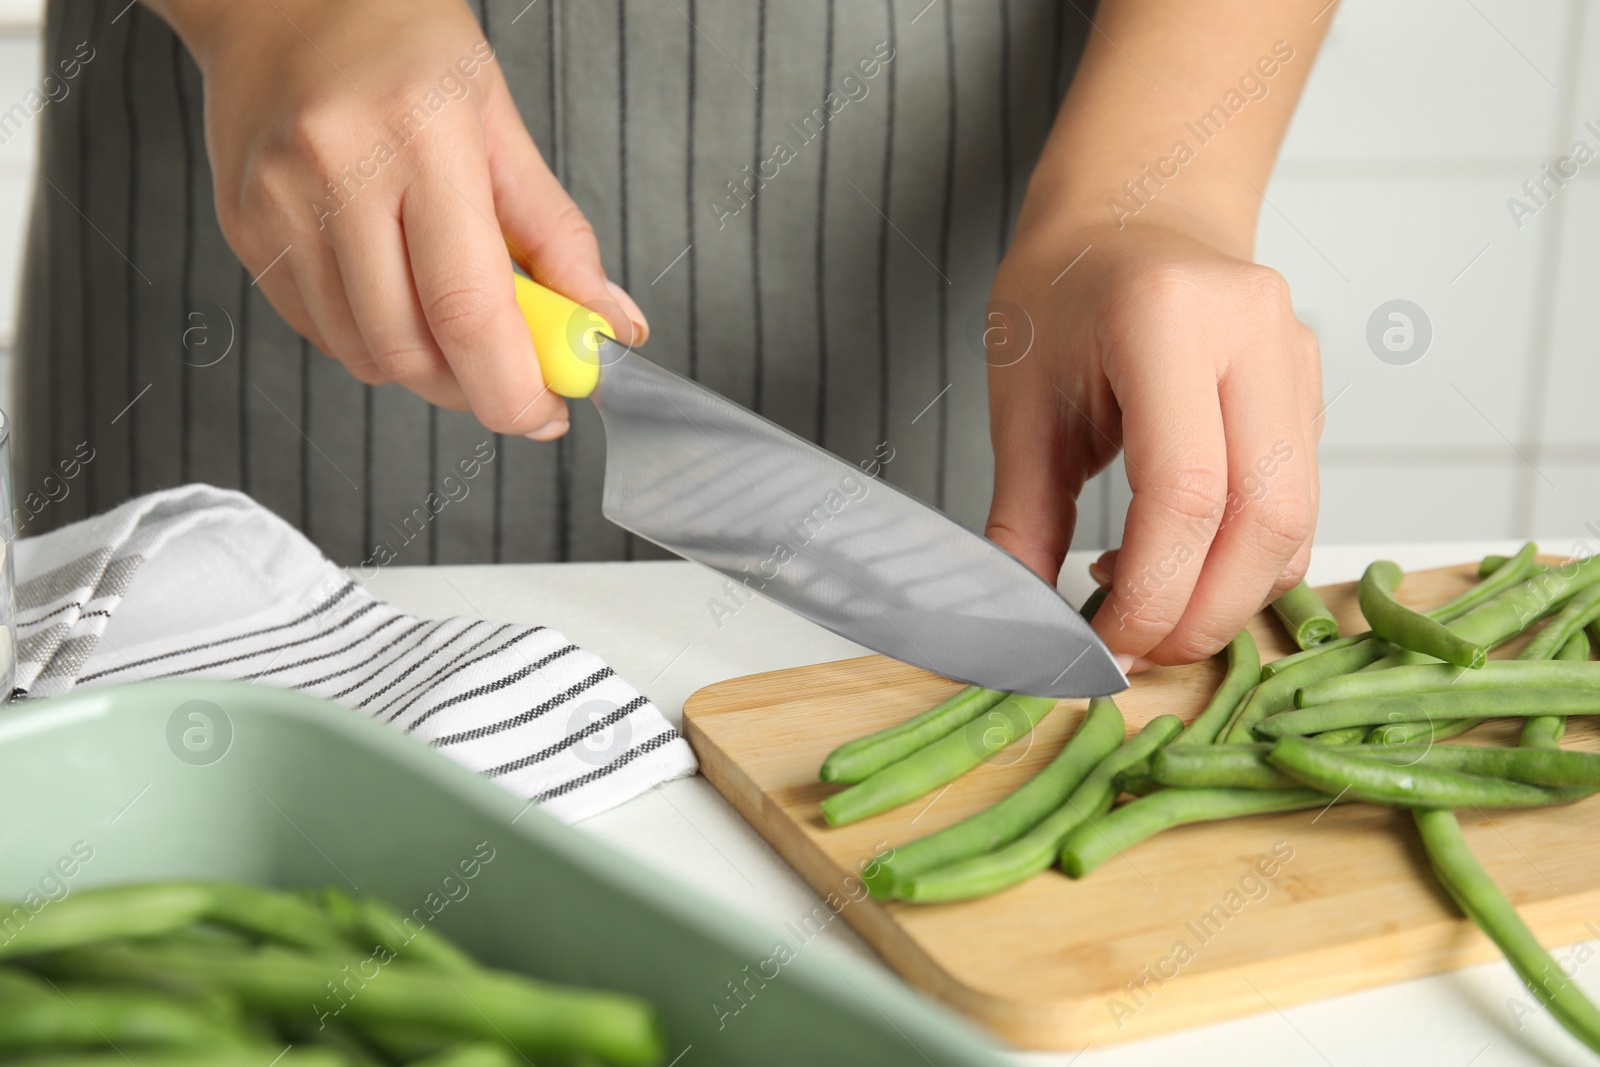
[1088,561,1111,585]
[605,280,649,345]
[524,419,569,442]
[1113,654,1152,674]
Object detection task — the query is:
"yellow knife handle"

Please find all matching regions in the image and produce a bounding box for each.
[510,271,608,399]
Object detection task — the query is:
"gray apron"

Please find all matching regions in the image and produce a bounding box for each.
[17,0,1090,564]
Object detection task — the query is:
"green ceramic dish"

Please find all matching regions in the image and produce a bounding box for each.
[0,680,1002,1066]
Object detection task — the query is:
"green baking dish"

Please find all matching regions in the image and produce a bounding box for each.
[0,680,1004,1066]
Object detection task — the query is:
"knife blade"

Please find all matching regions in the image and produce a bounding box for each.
[513,273,1127,698]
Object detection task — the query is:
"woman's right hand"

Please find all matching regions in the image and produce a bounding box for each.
[151,0,645,440]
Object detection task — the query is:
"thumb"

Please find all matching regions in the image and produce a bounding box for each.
[484,86,647,347]
[984,396,1077,586]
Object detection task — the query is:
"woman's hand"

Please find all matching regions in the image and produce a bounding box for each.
[985,215,1322,670]
[152,0,645,439]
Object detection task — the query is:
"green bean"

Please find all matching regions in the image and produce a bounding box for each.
[1359,561,1487,669]
[1310,726,1369,744]
[0,1051,350,1067]
[1524,631,1589,748]
[821,694,1057,825]
[33,943,663,1067]
[274,1014,391,1067]
[1415,809,1600,1053]
[1365,718,1480,746]
[204,883,350,952]
[1079,586,1109,622]
[1259,634,1372,680]
[1270,581,1341,649]
[1353,556,1563,679]
[0,979,256,1052]
[892,712,1180,903]
[1353,551,1564,738]
[819,686,1009,784]
[864,698,1125,898]
[1347,744,1600,787]
[1149,744,1300,790]
[1479,554,1510,576]
[1262,689,1600,737]
[409,1045,524,1067]
[1171,630,1259,746]
[1059,787,1329,878]
[1445,543,1541,618]
[0,883,216,961]
[1519,583,1600,663]
[1266,737,1592,808]
[309,887,478,974]
[1258,543,1538,680]
[1223,639,1390,743]
[1296,660,1600,708]
[1446,553,1600,649]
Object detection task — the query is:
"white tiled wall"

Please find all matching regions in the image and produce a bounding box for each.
[1080,0,1600,551]
[0,1,1595,549]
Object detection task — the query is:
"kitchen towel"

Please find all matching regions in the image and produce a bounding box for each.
[11,484,697,821]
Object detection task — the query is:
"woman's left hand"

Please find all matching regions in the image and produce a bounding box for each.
[984,215,1323,671]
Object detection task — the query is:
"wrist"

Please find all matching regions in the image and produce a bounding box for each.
[142,0,316,72]
[1015,171,1261,263]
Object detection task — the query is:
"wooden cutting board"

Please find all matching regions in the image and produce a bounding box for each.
[681,560,1600,1049]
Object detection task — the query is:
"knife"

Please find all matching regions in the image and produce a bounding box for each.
[511,272,1127,698]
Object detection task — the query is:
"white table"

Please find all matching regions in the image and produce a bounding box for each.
[363,540,1597,1067]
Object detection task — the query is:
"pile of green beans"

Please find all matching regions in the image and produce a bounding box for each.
[815,541,1600,1053]
[0,882,663,1066]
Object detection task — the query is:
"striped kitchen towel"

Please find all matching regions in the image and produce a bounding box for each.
[12,484,696,822]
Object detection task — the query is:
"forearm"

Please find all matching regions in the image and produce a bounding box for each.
[1021,0,1334,258]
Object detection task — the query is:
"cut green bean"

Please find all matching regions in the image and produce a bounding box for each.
[33,943,663,1067]
[1415,809,1600,1054]
[821,694,1057,826]
[1479,554,1510,576]
[1080,586,1109,622]
[892,711,1180,903]
[864,698,1125,898]
[1359,560,1487,669]
[819,686,1010,784]
[1267,737,1592,808]
[1059,787,1328,878]
[1296,660,1600,708]
[1262,689,1600,737]
[1224,639,1390,743]
[1524,630,1589,748]
[1271,581,1341,650]
[1171,630,1259,746]
[1149,744,1299,790]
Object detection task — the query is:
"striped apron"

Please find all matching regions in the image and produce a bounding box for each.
[16,0,1089,563]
